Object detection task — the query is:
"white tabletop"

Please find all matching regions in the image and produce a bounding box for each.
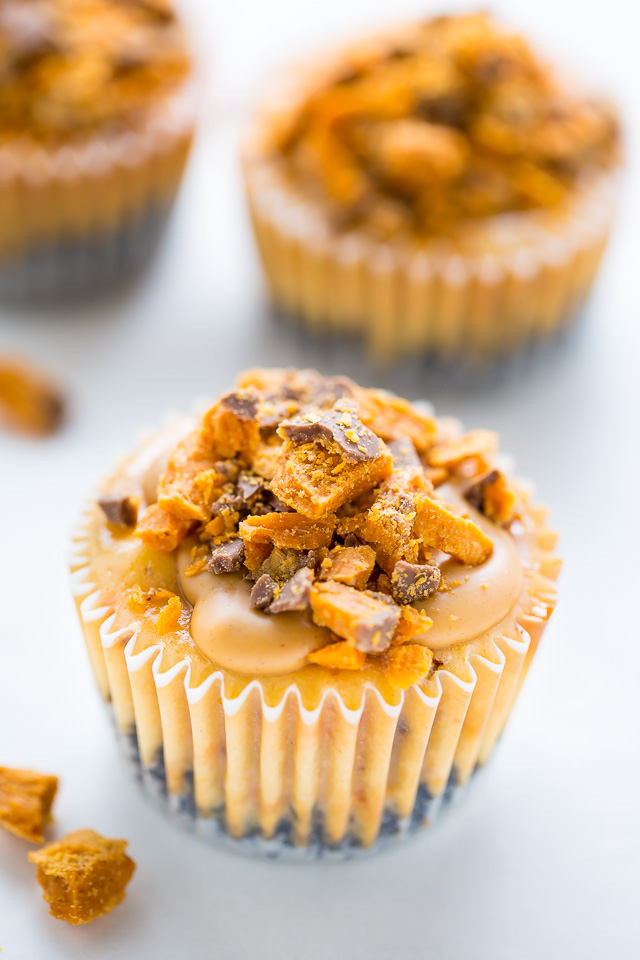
[1,1,638,957]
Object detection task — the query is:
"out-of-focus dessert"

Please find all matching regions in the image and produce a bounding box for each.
[243,13,620,362]
[29,829,135,924]
[0,0,195,298]
[71,367,559,857]
[0,356,65,435]
[0,766,59,842]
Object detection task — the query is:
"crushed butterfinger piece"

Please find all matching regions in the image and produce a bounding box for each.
[155,595,182,634]
[320,544,376,589]
[271,410,393,519]
[156,429,221,522]
[207,538,245,573]
[360,467,429,574]
[0,358,65,437]
[391,560,441,603]
[387,437,422,469]
[97,495,139,529]
[466,471,516,523]
[383,644,434,689]
[427,429,498,468]
[183,543,210,576]
[135,504,191,552]
[126,585,177,614]
[239,512,336,558]
[307,640,367,670]
[28,830,135,926]
[354,388,437,453]
[414,494,493,565]
[310,581,400,652]
[391,607,433,645]
[279,399,383,463]
[250,574,278,610]
[251,439,285,480]
[205,391,261,463]
[268,567,314,614]
[0,767,58,843]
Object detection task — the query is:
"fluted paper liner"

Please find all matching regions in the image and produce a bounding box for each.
[0,81,196,297]
[242,65,619,364]
[70,487,559,858]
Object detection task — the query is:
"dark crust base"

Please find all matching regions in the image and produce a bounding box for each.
[117,719,484,860]
[0,205,170,302]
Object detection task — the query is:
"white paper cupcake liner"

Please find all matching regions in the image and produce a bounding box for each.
[0,80,196,300]
[70,481,558,859]
[243,157,617,365]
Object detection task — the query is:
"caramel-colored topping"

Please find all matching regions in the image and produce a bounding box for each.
[184,568,329,676]
[28,829,135,925]
[0,766,58,843]
[0,0,190,143]
[111,368,528,676]
[275,13,619,238]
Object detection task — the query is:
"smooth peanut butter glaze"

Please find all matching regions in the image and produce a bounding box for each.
[87,368,548,694]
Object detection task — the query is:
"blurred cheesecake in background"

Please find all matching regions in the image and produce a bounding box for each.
[243,12,621,364]
[0,0,195,299]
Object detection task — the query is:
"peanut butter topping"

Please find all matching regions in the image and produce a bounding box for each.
[268,12,619,240]
[119,367,529,688]
[178,544,330,676]
[0,0,190,144]
[179,483,523,668]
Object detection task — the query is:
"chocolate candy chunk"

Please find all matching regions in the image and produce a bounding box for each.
[207,538,244,574]
[268,568,314,614]
[280,400,381,463]
[236,473,264,503]
[211,492,242,517]
[387,437,421,469]
[213,460,240,482]
[250,574,278,610]
[0,4,59,65]
[464,470,500,513]
[219,392,258,421]
[308,376,356,409]
[263,491,291,513]
[391,561,441,604]
[98,496,138,528]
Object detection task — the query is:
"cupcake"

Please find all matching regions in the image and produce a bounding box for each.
[243,13,620,363]
[71,368,559,857]
[0,0,194,299]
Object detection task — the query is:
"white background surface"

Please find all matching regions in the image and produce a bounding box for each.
[1,1,639,957]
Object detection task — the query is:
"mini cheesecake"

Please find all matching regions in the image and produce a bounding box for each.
[71,368,559,855]
[243,12,620,362]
